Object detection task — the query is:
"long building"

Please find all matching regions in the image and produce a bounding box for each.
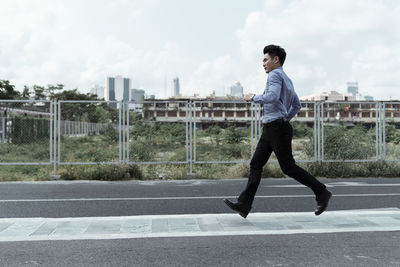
[141,99,400,127]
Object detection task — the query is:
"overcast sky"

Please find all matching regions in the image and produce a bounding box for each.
[1,0,399,99]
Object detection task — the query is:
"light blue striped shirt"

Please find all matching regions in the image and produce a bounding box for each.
[252,67,301,124]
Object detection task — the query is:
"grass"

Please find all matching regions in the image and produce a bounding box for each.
[0,141,51,163]
[1,126,400,181]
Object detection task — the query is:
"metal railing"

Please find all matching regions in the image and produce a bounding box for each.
[0,100,399,177]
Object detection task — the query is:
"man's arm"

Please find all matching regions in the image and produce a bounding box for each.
[252,71,282,104]
[286,93,301,121]
[243,93,255,101]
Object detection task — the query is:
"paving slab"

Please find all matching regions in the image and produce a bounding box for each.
[0,208,399,242]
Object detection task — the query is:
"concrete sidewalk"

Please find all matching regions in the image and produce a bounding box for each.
[0,208,399,242]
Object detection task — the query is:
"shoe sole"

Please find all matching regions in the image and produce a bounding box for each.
[314,192,332,216]
[223,199,249,219]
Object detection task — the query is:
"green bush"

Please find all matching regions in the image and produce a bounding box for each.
[292,122,313,138]
[0,165,52,181]
[200,125,222,146]
[220,143,248,159]
[157,122,186,144]
[60,164,143,180]
[61,135,118,163]
[223,126,247,144]
[129,140,156,161]
[303,125,375,160]
[304,161,400,178]
[102,125,119,143]
[0,142,50,162]
[386,124,400,144]
[131,121,186,145]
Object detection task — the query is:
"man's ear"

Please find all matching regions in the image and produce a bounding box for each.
[273,56,280,64]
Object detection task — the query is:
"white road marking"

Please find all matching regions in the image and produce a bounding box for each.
[0,208,399,242]
[0,193,400,203]
[266,183,400,188]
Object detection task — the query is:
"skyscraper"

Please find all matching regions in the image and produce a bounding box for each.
[105,76,132,107]
[230,81,243,97]
[347,81,358,99]
[90,85,105,99]
[131,88,145,102]
[172,77,180,97]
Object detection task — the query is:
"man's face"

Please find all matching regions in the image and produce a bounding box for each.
[263,53,280,73]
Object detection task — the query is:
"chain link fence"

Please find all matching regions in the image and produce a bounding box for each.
[0,100,54,165]
[57,100,121,166]
[128,101,189,165]
[192,101,255,164]
[319,101,380,162]
[1,100,399,177]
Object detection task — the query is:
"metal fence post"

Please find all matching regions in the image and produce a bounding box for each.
[1,116,5,143]
[319,101,323,162]
[54,101,58,176]
[382,102,386,160]
[119,102,122,162]
[123,102,126,162]
[194,102,197,163]
[321,101,325,162]
[380,102,383,159]
[50,101,53,171]
[250,102,254,156]
[185,102,189,165]
[189,101,194,175]
[375,102,380,160]
[314,101,317,162]
[126,102,130,163]
[58,101,61,167]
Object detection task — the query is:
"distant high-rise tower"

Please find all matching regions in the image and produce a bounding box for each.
[230,81,243,97]
[131,88,145,102]
[90,85,105,99]
[347,81,358,99]
[172,77,180,97]
[105,76,131,107]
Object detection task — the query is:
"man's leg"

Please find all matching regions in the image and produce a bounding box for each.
[270,122,331,215]
[237,130,273,207]
[224,129,272,218]
[270,122,326,195]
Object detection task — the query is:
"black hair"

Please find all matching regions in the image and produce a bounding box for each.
[263,44,286,66]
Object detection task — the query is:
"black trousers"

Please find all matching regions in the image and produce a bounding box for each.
[238,119,326,206]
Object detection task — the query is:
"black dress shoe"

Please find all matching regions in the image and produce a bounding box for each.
[223,199,251,218]
[314,189,332,216]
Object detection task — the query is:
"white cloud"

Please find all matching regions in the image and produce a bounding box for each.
[1,0,399,100]
[236,0,400,99]
[0,0,178,96]
[186,55,235,96]
[130,8,144,18]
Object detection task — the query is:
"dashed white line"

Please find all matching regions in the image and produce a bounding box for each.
[1,193,400,203]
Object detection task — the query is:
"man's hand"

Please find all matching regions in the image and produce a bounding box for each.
[243,93,255,102]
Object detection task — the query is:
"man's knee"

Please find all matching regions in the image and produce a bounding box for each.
[250,158,264,171]
[279,161,297,176]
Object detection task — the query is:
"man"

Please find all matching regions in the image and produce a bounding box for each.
[224,44,332,218]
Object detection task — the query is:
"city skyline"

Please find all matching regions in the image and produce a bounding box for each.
[1,0,399,100]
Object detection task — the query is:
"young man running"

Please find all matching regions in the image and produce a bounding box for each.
[224,44,332,218]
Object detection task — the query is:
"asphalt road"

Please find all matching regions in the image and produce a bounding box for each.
[0,177,400,266]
